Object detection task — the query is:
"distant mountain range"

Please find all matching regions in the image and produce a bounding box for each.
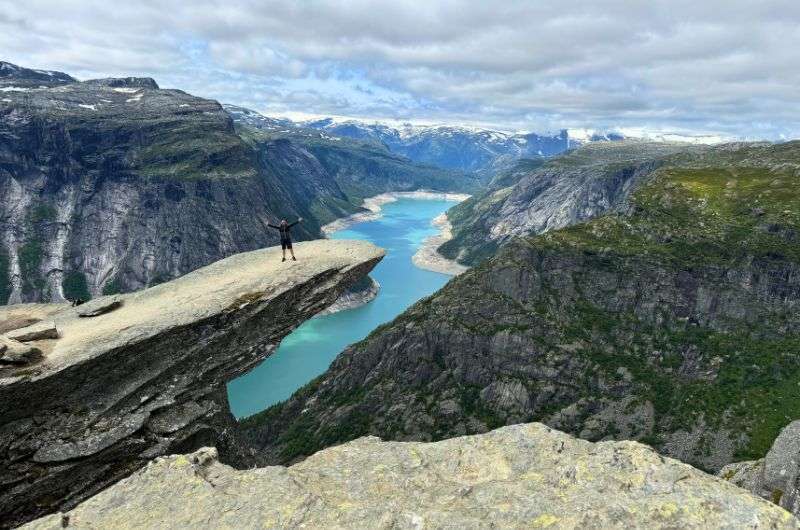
[225,107,736,174]
[302,118,572,173]
[223,106,584,173]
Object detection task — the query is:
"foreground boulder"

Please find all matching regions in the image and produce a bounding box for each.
[74,295,123,317]
[25,423,798,529]
[4,321,58,342]
[0,240,383,528]
[720,421,800,516]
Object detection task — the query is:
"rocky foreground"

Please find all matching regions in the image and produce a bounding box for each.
[25,423,798,529]
[719,421,800,517]
[0,240,383,527]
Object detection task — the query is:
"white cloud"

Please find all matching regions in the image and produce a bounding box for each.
[1,0,799,138]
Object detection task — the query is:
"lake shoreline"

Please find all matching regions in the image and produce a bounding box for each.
[321,191,468,314]
[321,190,471,236]
[230,197,461,416]
[322,190,470,278]
[412,212,469,276]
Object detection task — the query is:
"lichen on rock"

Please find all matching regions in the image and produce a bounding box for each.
[24,423,799,529]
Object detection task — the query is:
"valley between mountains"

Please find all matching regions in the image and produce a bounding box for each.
[2,58,800,527]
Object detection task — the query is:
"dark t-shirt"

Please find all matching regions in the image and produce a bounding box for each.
[268,221,298,240]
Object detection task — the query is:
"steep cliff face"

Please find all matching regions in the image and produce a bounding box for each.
[244,141,800,474]
[0,65,318,304]
[439,142,706,265]
[0,239,384,528]
[0,63,464,305]
[25,424,799,530]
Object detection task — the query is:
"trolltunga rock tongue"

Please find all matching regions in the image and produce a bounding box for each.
[0,240,384,528]
[24,423,799,530]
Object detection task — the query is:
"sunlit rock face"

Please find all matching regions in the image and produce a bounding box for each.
[24,423,800,530]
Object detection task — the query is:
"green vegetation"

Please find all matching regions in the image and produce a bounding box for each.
[240,375,373,463]
[540,163,800,266]
[30,202,57,223]
[503,141,800,463]
[102,277,122,295]
[441,141,708,266]
[558,300,800,463]
[457,384,505,431]
[18,238,44,296]
[62,270,91,301]
[136,124,257,180]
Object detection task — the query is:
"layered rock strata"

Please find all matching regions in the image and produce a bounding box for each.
[0,240,383,527]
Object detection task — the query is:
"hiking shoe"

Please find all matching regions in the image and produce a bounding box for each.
[292,256,297,261]
[282,257,286,262]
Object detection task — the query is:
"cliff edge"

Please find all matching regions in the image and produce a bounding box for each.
[0,240,384,527]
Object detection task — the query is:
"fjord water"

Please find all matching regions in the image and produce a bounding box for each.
[227,198,455,418]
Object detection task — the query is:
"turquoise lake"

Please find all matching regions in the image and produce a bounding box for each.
[227,198,456,418]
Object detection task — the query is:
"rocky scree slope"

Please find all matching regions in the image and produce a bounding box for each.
[244,141,800,477]
[25,423,799,530]
[0,239,383,528]
[0,62,463,305]
[439,141,708,266]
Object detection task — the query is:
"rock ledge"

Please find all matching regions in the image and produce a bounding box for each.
[0,240,383,527]
[25,423,798,530]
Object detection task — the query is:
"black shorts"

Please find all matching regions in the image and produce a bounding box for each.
[281,238,292,250]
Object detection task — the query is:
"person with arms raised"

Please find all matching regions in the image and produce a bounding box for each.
[268,218,303,262]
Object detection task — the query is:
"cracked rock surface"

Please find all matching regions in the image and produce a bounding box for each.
[0,239,383,528]
[25,423,799,530]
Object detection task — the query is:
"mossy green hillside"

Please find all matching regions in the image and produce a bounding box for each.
[540,151,800,265]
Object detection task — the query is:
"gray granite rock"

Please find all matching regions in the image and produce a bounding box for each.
[24,424,799,530]
[0,240,383,528]
[720,421,800,516]
[0,337,42,365]
[4,321,58,342]
[75,295,123,317]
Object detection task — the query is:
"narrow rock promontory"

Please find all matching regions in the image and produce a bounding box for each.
[24,423,799,529]
[0,240,383,528]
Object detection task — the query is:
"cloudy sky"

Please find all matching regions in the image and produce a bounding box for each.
[2,0,799,138]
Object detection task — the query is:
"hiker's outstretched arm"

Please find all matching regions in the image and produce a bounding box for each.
[288,218,301,228]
